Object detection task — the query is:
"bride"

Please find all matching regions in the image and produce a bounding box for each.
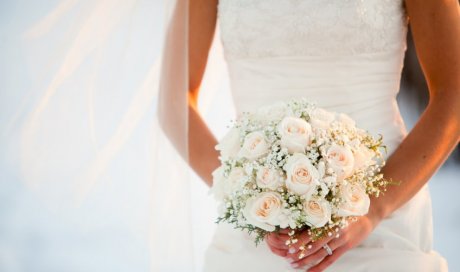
[159,0,460,271]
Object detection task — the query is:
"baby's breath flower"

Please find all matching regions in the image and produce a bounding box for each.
[214,98,392,244]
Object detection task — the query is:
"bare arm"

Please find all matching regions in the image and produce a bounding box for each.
[187,0,220,186]
[368,0,460,223]
[267,1,460,271]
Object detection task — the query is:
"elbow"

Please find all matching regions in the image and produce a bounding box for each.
[428,87,460,141]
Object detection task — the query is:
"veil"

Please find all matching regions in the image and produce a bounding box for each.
[2,0,230,271]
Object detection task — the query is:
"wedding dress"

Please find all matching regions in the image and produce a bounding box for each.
[203,0,448,271]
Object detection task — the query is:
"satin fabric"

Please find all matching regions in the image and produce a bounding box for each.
[203,28,448,272]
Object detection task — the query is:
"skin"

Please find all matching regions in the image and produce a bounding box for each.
[187,0,220,186]
[183,0,460,271]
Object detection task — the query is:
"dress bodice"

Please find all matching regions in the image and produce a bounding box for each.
[216,0,410,156]
[217,0,409,59]
[206,3,448,271]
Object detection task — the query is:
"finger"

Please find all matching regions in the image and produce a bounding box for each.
[286,229,312,254]
[266,232,290,248]
[275,232,291,241]
[289,230,337,259]
[287,237,332,261]
[306,245,348,272]
[289,243,328,270]
[289,234,345,269]
[267,244,288,257]
[288,226,344,256]
[266,233,290,250]
[279,228,292,235]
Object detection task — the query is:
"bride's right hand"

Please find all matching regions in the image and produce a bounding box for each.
[265,228,291,257]
[266,214,380,272]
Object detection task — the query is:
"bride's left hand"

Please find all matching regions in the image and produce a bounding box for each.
[266,214,380,272]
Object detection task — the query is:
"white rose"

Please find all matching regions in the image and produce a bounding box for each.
[238,131,270,160]
[256,167,283,190]
[325,144,355,180]
[216,128,241,160]
[243,192,284,231]
[353,144,375,171]
[303,195,332,228]
[225,167,246,193]
[276,211,291,229]
[336,183,370,217]
[284,153,320,196]
[310,108,335,130]
[278,117,312,153]
[210,166,226,201]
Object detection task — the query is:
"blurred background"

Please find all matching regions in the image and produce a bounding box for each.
[1,1,459,271]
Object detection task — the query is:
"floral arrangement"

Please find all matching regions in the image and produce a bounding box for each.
[211,98,391,244]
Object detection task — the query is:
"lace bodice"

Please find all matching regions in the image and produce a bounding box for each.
[217,0,409,59]
[215,0,411,157]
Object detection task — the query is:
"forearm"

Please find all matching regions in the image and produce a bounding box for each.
[368,95,460,223]
[188,103,220,187]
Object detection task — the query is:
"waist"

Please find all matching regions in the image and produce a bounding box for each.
[226,53,408,157]
[228,53,404,108]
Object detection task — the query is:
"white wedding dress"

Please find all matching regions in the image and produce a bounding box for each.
[203,0,448,271]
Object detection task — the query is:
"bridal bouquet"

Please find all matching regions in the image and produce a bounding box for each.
[211,99,391,244]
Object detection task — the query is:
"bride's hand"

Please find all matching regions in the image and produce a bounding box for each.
[265,228,292,257]
[266,214,380,272]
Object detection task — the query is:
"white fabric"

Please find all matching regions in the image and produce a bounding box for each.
[9,1,201,271]
[203,1,448,271]
[218,0,408,58]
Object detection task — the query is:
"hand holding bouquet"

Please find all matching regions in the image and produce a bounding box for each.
[211,99,392,244]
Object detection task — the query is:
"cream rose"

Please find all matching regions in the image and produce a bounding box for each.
[337,183,370,217]
[243,192,284,231]
[303,196,332,228]
[284,153,319,196]
[238,131,269,160]
[256,167,283,190]
[325,144,355,180]
[310,108,336,130]
[216,128,241,160]
[276,211,291,229]
[277,116,312,153]
[353,144,375,171]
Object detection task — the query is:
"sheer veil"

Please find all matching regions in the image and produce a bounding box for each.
[4,0,229,271]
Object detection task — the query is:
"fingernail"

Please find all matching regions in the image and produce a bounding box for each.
[288,247,296,254]
[291,262,299,268]
[286,257,294,263]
